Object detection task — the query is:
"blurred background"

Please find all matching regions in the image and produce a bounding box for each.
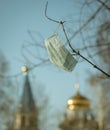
[0,0,110,130]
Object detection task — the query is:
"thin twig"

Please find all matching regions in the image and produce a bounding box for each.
[79,1,97,64]
[45,1,60,24]
[0,60,48,79]
[78,43,110,51]
[69,4,103,40]
[97,0,110,11]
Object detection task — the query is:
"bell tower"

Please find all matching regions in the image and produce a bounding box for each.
[8,66,39,130]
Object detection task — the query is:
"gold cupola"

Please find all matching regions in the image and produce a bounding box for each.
[67,84,90,110]
[59,83,98,130]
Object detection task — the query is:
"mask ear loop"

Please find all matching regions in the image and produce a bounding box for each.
[71,49,80,63]
[53,23,61,35]
[75,50,80,61]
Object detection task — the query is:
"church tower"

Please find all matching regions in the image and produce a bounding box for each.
[59,84,98,130]
[8,66,39,130]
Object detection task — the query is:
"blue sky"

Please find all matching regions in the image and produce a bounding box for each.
[0,0,94,111]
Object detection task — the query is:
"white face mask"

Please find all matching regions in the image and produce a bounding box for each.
[45,34,78,72]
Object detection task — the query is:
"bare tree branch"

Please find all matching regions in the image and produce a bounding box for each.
[69,4,103,40]
[97,0,110,11]
[44,1,110,78]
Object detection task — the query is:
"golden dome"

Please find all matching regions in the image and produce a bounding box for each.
[67,92,90,110]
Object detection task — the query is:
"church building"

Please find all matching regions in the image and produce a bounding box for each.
[59,84,98,130]
[8,66,39,130]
